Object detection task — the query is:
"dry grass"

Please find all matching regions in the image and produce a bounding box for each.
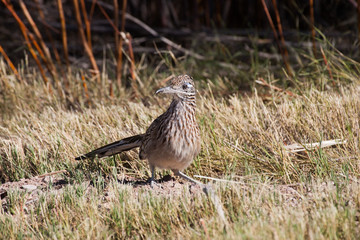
[0,48,360,238]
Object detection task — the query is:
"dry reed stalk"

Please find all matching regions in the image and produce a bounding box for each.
[57,0,69,69]
[95,1,121,94]
[90,0,97,20]
[358,0,360,49]
[33,0,62,69]
[96,1,126,89]
[320,46,334,82]
[0,45,22,82]
[126,33,138,97]
[204,1,210,27]
[261,0,292,77]
[80,0,92,50]
[81,74,91,106]
[96,2,120,33]
[19,3,57,85]
[95,2,205,60]
[109,81,114,99]
[255,77,296,97]
[2,0,50,88]
[114,0,119,53]
[27,33,53,74]
[310,0,316,57]
[19,0,57,78]
[126,33,136,81]
[124,13,205,60]
[215,0,222,26]
[260,1,280,50]
[271,0,292,77]
[117,0,127,90]
[73,0,100,83]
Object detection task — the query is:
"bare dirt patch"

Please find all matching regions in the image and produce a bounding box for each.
[0,171,204,213]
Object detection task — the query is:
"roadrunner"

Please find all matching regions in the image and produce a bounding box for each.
[76,75,201,185]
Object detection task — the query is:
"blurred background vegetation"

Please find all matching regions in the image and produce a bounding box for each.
[0,0,359,106]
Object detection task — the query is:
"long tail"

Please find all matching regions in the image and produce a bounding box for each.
[75,134,144,160]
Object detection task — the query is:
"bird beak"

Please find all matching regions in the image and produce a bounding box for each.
[155,86,176,95]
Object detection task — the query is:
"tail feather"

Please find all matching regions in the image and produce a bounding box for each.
[75,134,144,160]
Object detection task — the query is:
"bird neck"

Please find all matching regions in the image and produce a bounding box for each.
[170,95,196,114]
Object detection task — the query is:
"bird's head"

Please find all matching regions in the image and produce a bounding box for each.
[155,75,195,99]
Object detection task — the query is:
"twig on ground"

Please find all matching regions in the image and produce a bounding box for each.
[284,139,346,153]
[194,175,245,185]
[36,170,68,178]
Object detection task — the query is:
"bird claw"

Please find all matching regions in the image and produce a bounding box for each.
[147,178,162,189]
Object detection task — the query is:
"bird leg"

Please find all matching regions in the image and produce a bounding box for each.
[147,165,160,188]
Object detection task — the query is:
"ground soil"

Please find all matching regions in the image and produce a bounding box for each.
[0,171,204,213]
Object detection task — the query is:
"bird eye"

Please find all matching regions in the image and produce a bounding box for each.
[182,82,192,90]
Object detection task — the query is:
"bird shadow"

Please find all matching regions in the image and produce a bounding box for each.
[116,174,176,186]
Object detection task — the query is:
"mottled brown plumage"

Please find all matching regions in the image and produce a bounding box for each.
[76,75,201,184]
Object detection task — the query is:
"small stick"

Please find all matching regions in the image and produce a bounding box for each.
[36,170,68,178]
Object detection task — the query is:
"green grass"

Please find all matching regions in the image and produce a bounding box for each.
[1,43,360,239]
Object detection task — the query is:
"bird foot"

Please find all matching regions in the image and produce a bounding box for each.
[146,178,162,189]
